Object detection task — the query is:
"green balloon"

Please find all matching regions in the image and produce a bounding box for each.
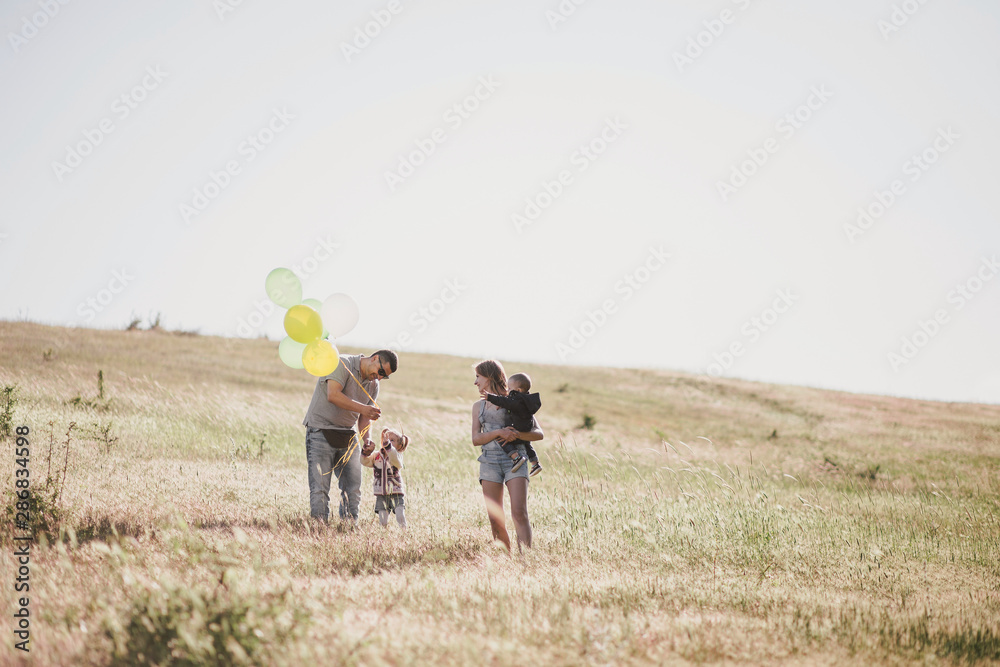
[278,336,307,369]
[265,268,302,309]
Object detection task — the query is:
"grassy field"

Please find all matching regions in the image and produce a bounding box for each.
[1,320,998,665]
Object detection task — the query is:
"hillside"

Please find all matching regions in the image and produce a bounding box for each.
[3,321,995,471]
[1,320,998,665]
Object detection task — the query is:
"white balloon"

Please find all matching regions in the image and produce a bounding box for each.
[320,293,360,338]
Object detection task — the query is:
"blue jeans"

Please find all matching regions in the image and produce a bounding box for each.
[306,427,362,521]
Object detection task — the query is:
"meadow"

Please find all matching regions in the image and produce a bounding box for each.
[1,320,998,665]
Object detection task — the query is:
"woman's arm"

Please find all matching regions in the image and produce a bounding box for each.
[510,416,544,442]
[471,401,504,447]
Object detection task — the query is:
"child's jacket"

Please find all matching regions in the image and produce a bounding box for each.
[485,390,542,433]
[362,446,404,495]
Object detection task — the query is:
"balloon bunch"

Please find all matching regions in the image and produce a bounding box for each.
[265,268,360,377]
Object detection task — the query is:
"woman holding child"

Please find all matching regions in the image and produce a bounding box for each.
[471,360,543,552]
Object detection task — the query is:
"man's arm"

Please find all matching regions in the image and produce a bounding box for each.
[327,380,380,421]
[358,415,374,450]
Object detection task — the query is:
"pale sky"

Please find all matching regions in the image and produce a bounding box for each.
[2,0,999,404]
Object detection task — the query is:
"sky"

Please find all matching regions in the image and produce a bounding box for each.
[1,0,998,404]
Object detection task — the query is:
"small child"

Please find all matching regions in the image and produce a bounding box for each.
[484,372,543,477]
[361,427,409,527]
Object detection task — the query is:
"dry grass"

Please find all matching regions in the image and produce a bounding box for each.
[1,320,998,665]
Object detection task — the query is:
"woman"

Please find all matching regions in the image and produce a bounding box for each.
[471,359,543,552]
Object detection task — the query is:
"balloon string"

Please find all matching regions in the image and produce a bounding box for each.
[324,362,380,475]
[346,363,379,442]
[345,364,380,409]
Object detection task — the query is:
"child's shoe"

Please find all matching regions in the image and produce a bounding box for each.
[529,461,542,477]
[510,454,526,472]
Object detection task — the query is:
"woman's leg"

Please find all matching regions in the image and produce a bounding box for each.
[481,480,511,551]
[506,477,532,551]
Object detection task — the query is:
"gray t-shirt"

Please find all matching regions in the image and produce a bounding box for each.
[302,354,380,431]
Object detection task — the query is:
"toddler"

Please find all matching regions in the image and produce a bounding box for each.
[361,427,409,527]
[484,372,542,476]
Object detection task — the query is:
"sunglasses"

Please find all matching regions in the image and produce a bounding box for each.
[377,363,390,379]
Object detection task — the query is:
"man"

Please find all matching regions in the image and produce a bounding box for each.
[302,349,398,521]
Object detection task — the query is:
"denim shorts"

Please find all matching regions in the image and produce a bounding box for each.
[478,440,529,484]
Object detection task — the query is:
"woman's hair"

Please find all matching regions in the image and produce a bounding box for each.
[475,359,508,395]
[383,427,409,453]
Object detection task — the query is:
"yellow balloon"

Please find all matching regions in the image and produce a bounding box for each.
[284,305,323,343]
[303,340,340,377]
[300,298,328,338]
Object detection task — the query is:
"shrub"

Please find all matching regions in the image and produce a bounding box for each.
[87,420,119,454]
[106,573,310,666]
[0,385,17,439]
[68,371,113,412]
[2,421,72,542]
